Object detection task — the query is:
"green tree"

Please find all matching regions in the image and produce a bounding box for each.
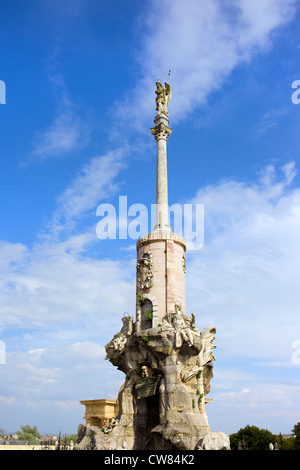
[272,432,295,450]
[57,433,77,447]
[291,422,300,450]
[65,434,77,446]
[230,425,276,450]
[16,425,41,445]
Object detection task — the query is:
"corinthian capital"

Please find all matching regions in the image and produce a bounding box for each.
[151,122,172,141]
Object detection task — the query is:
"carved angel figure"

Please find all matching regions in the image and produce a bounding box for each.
[155,81,171,116]
[105,314,133,361]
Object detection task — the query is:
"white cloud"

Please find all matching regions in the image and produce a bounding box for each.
[0,338,123,432]
[0,241,28,271]
[24,0,299,240]
[236,0,297,51]
[115,0,298,127]
[186,162,300,366]
[0,236,135,332]
[48,149,126,236]
[31,0,299,236]
[0,396,15,406]
[209,380,300,432]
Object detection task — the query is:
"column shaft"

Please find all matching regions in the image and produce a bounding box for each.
[156,136,169,228]
[151,120,172,232]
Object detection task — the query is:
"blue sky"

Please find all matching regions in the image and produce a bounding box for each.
[0,0,300,436]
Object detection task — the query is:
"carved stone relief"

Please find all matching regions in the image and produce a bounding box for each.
[104,314,133,362]
[136,252,154,290]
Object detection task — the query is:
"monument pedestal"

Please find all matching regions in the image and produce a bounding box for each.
[78,318,217,450]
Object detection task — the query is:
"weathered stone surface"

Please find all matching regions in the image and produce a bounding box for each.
[76,307,230,450]
[197,432,231,450]
[76,425,97,450]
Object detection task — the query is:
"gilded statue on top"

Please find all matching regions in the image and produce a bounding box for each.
[155,81,171,116]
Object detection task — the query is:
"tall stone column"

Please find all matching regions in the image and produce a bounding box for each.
[151,117,172,233]
[135,81,186,325]
[150,81,172,233]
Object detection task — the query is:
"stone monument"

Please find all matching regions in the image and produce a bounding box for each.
[76,82,230,451]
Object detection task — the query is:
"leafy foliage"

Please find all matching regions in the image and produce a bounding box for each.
[141,335,150,344]
[137,293,145,306]
[16,424,41,445]
[230,425,275,450]
[291,422,300,450]
[145,308,153,320]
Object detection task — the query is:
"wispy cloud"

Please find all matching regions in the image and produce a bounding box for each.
[186,162,300,363]
[253,107,289,137]
[0,236,136,332]
[114,0,298,128]
[31,0,299,233]
[31,106,90,161]
[29,46,92,162]
[47,148,127,237]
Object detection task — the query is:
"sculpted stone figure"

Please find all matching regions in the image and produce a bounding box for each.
[141,365,150,377]
[161,305,201,348]
[172,312,194,348]
[136,253,154,290]
[172,304,200,348]
[180,365,202,383]
[155,81,171,116]
[102,417,118,434]
[104,314,133,361]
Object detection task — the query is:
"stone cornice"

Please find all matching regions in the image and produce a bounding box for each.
[136,230,186,251]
